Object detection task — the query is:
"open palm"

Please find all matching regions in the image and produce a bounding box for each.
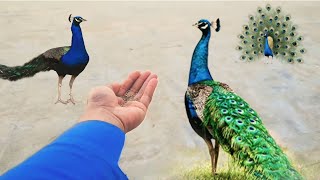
[83,71,158,133]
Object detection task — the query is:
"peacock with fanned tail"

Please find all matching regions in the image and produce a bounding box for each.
[236,4,306,64]
[185,18,303,179]
[0,14,89,104]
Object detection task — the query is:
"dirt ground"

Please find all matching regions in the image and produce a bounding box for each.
[0,1,319,179]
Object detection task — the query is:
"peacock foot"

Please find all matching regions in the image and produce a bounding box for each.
[55,99,68,105]
[67,94,76,105]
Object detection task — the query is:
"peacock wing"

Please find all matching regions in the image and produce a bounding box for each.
[43,46,71,62]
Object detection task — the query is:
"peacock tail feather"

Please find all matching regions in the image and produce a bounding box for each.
[187,80,303,179]
[0,46,70,81]
[236,4,306,63]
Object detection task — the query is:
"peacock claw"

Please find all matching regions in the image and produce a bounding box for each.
[67,98,76,105]
[55,99,68,105]
[67,94,76,105]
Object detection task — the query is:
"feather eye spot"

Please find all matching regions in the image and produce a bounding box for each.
[285,15,291,21]
[300,49,306,53]
[266,4,271,11]
[276,7,281,13]
[259,44,262,48]
[297,58,303,63]
[248,15,254,21]
[257,7,262,13]
[245,31,250,35]
[221,109,229,114]
[225,116,233,122]
[290,52,296,56]
[229,100,236,104]
[274,51,279,55]
[275,45,280,48]
[276,22,281,27]
[253,22,257,26]
[251,35,255,39]
[292,42,297,46]
[249,119,255,123]
[290,32,295,36]
[292,25,297,31]
[297,36,303,41]
[237,120,243,124]
[261,14,265,18]
[274,16,279,20]
[237,136,242,141]
[251,44,255,48]
[248,126,255,131]
[236,109,244,114]
[248,57,253,61]
[240,55,246,60]
[253,51,257,55]
[238,34,245,39]
[245,51,249,54]
[259,20,263,25]
[243,25,249,30]
[288,58,293,63]
[239,103,245,107]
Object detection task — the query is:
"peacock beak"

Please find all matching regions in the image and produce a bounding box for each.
[192,22,198,26]
[82,18,87,21]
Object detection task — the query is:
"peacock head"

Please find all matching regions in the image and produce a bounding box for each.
[264,32,269,38]
[69,14,86,25]
[193,18,220,32]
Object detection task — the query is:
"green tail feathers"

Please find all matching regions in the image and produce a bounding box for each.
[201,80,302,179]
[237,4,306,63]
[0,55,53,81]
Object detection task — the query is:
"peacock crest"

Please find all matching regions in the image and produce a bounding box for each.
[236,4,306,63]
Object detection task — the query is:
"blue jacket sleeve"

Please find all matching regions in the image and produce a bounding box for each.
[0,120,128,180]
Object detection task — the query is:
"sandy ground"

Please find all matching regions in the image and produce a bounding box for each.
[0,1,319,179]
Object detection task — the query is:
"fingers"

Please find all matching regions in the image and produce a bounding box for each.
[108,82,121,94]
[128,71,151,94]
[118,71,141,96]
[140,78,158,108]
[135,73,158,100]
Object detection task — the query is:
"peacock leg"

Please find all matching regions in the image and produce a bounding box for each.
[67,75,77,104]
[204,138,218,175]
[214,140,220,170]
[55,76,67,104]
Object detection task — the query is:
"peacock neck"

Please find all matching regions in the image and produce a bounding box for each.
[188,29,213,85]
[70,24,87,53]
[264,36,269,49]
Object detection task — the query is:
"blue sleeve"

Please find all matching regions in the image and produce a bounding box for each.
[0,120,128,180]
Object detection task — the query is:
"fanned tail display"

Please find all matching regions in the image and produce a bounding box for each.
[236,4,306,63]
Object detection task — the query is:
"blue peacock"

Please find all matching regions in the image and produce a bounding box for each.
[185,18,303,179]
[236,4,306,64]
[0,14,89,104]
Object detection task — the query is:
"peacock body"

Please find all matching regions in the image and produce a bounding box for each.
[0,15,89,104]
[236,4,306,63]
[185,19,302,179]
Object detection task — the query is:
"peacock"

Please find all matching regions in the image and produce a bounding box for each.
[185,18,303,179]
[0,14,89,104]
[236,4,306,64]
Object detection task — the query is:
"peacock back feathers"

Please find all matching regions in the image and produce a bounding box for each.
[187,80,302,179]
[236,4,306,63]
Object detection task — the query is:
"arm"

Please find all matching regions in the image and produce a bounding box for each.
[1,71,158,180]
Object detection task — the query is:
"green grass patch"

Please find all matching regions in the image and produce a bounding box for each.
[178,162,255,180]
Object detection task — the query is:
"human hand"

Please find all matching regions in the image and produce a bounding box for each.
[79,71,158,133]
